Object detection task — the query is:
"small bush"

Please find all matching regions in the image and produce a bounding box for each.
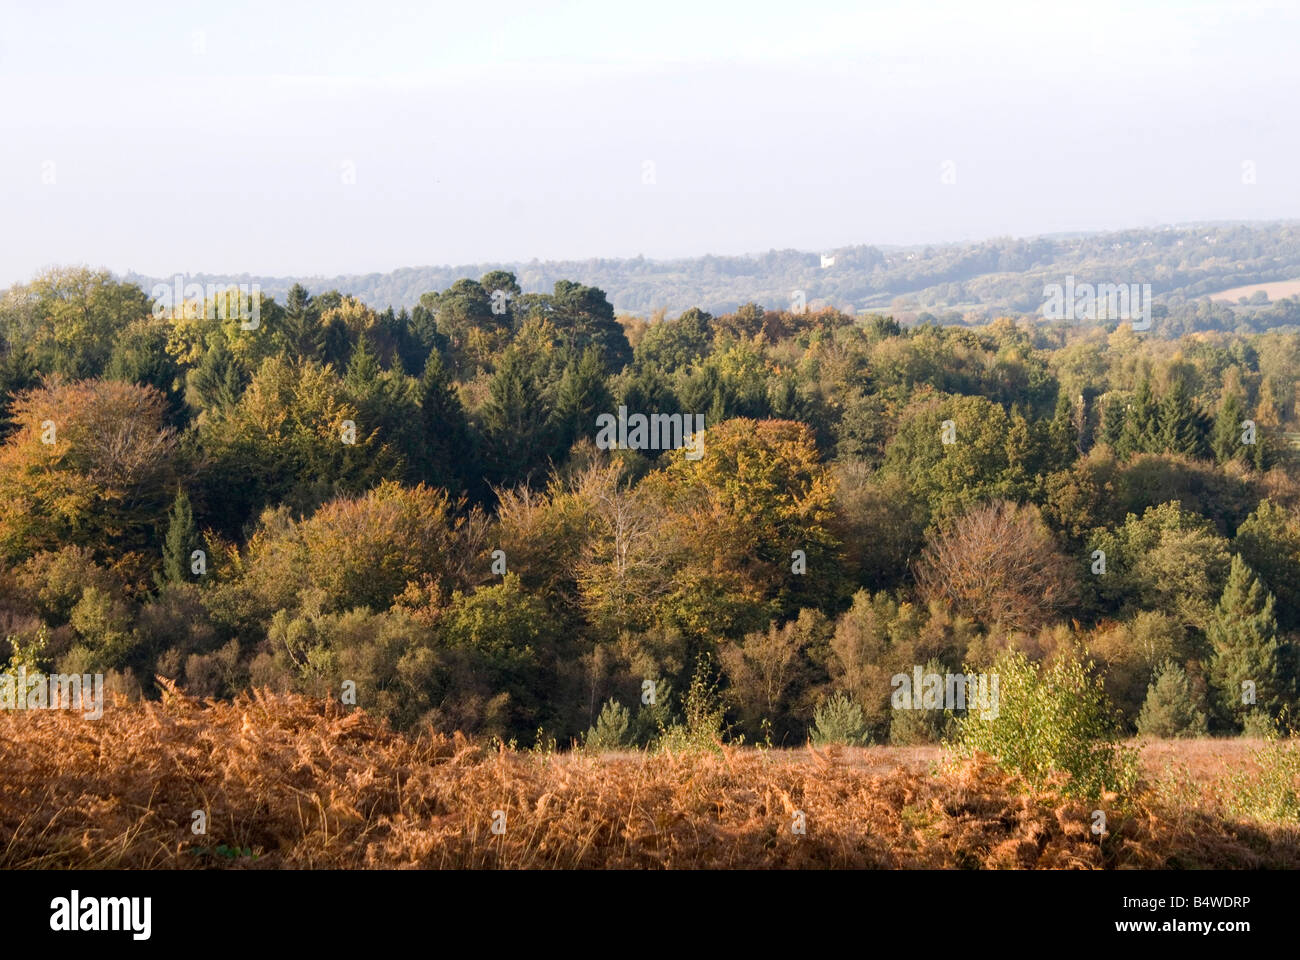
[655,656,727,753]
[810,692,871,746]
[1242,710,1276,739]
[584,698,632,751]
[1136,660,1207,738]
[950,650,1138,801]
[630,678,673,746]
[888,657,956,745]
[1226,717,1300,823]
[890,702,954,745]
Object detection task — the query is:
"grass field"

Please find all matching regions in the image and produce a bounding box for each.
[2,687,1297,869]
[1207,279,1300,302]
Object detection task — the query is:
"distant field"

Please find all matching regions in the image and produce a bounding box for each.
[730,738,1266,784]
[1208,279,1300,302]
[2,689,1296,869]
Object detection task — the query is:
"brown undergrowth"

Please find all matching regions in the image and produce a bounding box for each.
[2,684,1296,869]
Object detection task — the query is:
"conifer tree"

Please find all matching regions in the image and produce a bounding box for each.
[1136,660,1207,738]
[417,351,474,495]
[1212,390,1248,464]
[187,337,246,413]
[281,283,324,362]
[550,347,611,453]
[1099,392,1127,453]
[1209,555,1283,729]
[482,348,555,485]
[1158,376,1204,457]
[1118,378,1158,457]
[1047,390,1078,469]
[157,488,198,588]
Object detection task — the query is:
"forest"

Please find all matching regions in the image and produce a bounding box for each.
[119,221,1300,332]
[1,264,1298,754]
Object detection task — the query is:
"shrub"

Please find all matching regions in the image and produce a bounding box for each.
[888,657,957,745]
[1242,710,1276,739]
[950,650,1139,801]
[584,698,632,751]
[810,692,871,746]
[1136,661,1208,738]
[1225,719,1300,823]
[656,655,727,753]
[630,678,673,746]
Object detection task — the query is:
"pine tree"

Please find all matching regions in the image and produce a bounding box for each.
[157,488,198,588]
[1209,555,1283,729]
[481,348,554,486]
[1136,661,1207,738]
[1099,392,1127,453]
[584,698,632,751]
[1250,421,1272,472]
[1157,376,1204,457]
[344,336,382,389]
[811,692,872,746]
[888,658,955,745]
[417,351,474,495]
[1118,378,1158,457]
[549,347,611,453]
[1212,390,1248,464]
[281,283,324,363]
[187,337,246,412]
[1046,390,1077,470]
[0,347,39,436]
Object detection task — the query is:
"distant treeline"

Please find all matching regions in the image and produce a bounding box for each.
[120,221,1300,334]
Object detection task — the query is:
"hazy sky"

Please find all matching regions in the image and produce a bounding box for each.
[2,0,1298,287]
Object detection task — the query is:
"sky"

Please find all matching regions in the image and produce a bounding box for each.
[1,0,1298,287]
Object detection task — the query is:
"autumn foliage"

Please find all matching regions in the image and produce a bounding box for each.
[2,686,1297,870]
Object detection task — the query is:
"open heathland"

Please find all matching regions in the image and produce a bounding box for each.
[2,687,1296,870]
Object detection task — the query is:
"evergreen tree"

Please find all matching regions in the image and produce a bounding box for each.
[1003,407,1039,490]
[157,488,198,588]
[1118,377,1159,457]
[1234,499,1300,632]
[1099,391,1127,453]
[1157,376,1204,457]
[549,280,633,373]
[187,337,246,413]
[104,320,185,424]
[1136,660,1207,738]
[1209,555,1284,729]
[1212,390,1249,464]
[391,308,425,375]
[482,347,555,486]
[1046,390,1078,469]
[549,347,611,453]
[417,351,474,495]
[1250,421,1273,472]
[344,337,423,481]
[584,698,632,750]
[0,347,39,437]
[408,304,444,360]
[344,335,382,389]
[280,283,324,363]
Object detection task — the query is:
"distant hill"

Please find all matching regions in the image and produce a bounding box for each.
[122,220,1300,323]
